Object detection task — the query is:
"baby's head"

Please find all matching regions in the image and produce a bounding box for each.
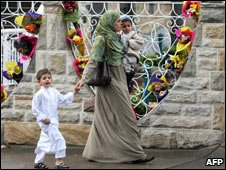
[121,18,133,34]
[36,68,52,88]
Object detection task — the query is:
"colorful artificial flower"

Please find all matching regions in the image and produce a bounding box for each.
[175,26,195,53]
[182,1,201,23]
[164,54,188,78]
[14,34,38,63]
[164,55,187,70]
[1,84,8,103]
[2,61,23,84]
[73,57,89,77]
[62,1,78,13]
[15,12,42,34]
[147,76,169,102]
[62,1,80,22]
[67,28,85,56]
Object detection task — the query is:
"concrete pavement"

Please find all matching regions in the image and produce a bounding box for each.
[1,143,225,169]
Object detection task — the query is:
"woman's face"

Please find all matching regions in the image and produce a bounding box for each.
[114,20,122,32]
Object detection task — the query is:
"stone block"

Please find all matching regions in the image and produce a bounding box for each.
[3,121,91,146]
[218,49,225,71]
[52,75,66,84]
[83,97,95,112]
[58,112,80,124]
[14,99,32,110]
[165,91,197,103]
[183,104,212,117]
[49,52,66,74]
[210,71,225,91]
[173,77,195,90]
[141,128,177,148]
[200,7,225,23]
[200,91,225,103]
[13,83,35,95]
[213,104,225,130]
[177,129,224,148]
[80,112,94,125]
[1,97,13,109]
[181,49,196,77]
[152,116,211,129]
[1,110,24,121]
[194,77,209,90]
[151,103,182,115]
[203,24,225,39]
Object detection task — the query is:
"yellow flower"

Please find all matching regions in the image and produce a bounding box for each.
[73,35,81,44]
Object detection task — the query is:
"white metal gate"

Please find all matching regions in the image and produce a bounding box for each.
[1,1,42,88]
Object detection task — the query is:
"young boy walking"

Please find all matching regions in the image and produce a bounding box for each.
[32,68,76,169]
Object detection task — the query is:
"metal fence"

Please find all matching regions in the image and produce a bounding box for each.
[1,1,42,88]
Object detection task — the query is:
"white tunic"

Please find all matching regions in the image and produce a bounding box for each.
[32,86,74,154]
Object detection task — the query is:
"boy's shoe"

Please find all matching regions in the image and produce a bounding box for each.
[55,162,70,169]
[34,162,49,169]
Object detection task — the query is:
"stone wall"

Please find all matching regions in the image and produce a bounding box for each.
[1,2,225,149]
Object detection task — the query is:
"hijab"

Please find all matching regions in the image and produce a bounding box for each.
[95,10,120,41]
[92,10,124,57]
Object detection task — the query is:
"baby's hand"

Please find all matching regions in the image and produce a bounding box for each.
[43,118,50,125]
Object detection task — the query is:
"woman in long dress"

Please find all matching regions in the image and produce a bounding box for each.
[74,10,155,163]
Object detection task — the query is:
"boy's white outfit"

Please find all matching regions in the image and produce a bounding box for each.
[32,86,74,164]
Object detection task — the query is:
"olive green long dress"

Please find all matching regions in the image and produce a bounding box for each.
[81,10,147,163]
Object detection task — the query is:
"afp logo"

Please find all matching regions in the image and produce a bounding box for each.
[205,158,224,166]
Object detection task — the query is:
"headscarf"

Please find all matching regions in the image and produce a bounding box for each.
[95,10,120,41]
[90,10,124,60]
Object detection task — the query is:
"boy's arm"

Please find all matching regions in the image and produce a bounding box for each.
[56,89,75,105]
[128,33,144,50]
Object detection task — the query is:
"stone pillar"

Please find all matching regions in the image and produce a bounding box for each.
[1,1,92,146]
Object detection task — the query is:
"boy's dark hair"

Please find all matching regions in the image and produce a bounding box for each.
[121,18,132,25]
[36,68,51,81]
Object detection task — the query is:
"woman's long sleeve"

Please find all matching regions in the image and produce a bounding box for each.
[81,59,98,83]
[81,35,105,83]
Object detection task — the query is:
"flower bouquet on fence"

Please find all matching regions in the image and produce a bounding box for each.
[175,26,195,54]
[62,1,80,23]
[147,76,169,102]
[73,57,89,77]
[2,61,23,84]
[182,1,200,23]
[14,34,38,63]
[15,12,42,34]
[67,28,85,56]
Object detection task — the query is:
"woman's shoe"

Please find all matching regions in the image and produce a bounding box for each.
[88,159,96,162]
[132,155,155,164]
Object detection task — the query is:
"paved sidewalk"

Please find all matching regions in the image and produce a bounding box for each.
[1,143,225,169]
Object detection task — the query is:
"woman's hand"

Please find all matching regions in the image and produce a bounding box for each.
[74,79,84,93]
